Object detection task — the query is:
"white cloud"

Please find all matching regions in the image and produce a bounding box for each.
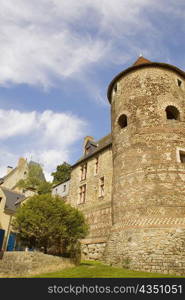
[0,108,88,180]
[0,0,182,89]
[0,110,37,138]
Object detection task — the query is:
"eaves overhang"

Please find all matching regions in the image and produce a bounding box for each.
[107,62,185,103]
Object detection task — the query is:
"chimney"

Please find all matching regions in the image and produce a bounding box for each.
[18,157,27,168]
[83,136,94,155]
[7,166,13,174]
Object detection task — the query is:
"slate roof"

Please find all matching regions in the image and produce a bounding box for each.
[73,134,112,167]
[0,167,18,184]
[1,187,25,213]
[52,179,70,189]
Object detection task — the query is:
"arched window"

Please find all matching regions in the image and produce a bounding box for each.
[165,106,180,121]
[118,114,128,128]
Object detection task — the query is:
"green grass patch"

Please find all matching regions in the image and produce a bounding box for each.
[33,260,184,278]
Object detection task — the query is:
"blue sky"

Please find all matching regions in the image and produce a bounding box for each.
[0,0,185,180]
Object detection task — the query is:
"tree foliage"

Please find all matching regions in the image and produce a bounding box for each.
[17,162,51,194]
[51,162,71,185]
[12,194,88,257]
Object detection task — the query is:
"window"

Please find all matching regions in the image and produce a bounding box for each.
[0,197,2,203]
[165,106,180,121]
[63,184,66,192]
[79,184,86,204]
[80,163,87,181]
[94,157,99,175]
[113,84,117,93]
[99,177,104,197]
[118,114,128,128]
[177,79,182,87]
[180,151,185,163]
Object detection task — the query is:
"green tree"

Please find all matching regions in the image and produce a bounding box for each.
[51,162,71,185]
[37,181,52,195]
[12,194,88,258]
[17,162,51,194]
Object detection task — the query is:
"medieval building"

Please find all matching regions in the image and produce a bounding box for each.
[1,56,185,275]
[63,56,185,275]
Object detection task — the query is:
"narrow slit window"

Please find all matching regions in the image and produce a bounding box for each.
[94,157,99,175]
[114,84,117,93]
[177,79,182,87]
[99,177,104,197]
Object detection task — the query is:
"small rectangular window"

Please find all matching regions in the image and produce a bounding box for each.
[0,197,2,203]
[63,185,66,192]
[180,151,185,163]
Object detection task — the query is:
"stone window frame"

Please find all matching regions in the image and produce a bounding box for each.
[116,111,130,130]
[78,184,86,204]
[160,101,183,122]
[80,163,87,181]
[176,147,185,163]
[165,105,180,121]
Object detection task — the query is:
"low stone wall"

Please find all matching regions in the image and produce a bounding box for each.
[0,251,74,277]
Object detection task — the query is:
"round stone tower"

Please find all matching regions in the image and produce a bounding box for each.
[104,56,185,275]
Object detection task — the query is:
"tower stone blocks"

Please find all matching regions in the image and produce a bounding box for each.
[104,59,185,275]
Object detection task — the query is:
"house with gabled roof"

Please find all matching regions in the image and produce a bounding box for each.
[0,187,25,251]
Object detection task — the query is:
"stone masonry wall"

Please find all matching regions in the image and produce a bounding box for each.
[104,226,185,276]
[81,242,106,261]
[105,65,185,275]
[67,146,113,260]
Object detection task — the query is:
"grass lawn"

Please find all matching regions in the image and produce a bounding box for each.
[33,260,184,278]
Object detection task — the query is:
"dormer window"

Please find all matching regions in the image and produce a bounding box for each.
[165,106,180,121]
[84,138,97,156]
